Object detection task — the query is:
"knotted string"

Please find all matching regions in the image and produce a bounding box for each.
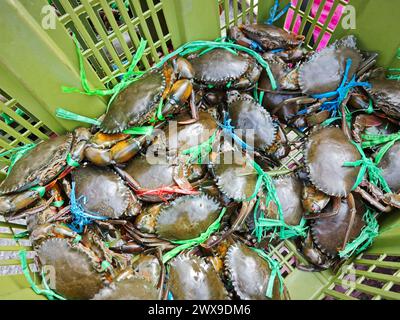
[343,141,391,193]
[298,59,371,117]
[218,114,254,152]
[55,107,154,136]
[62,34,147,110]
[265,0,291,25]
[0,143,36,175]
[181,130,218,164]
[68,181,109,233]
[362,131,400,167]
[19,250,66,300]
[162,208,226,263]
[251,247,284,299]
[339,209,379,259]
[247,161,307,241]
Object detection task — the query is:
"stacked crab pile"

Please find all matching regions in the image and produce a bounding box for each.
[1,23,400,300]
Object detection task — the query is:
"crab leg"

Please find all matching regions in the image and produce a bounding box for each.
[340,96,352,140]
[203,198,256,249]
[7,195,55,221]
[342,193,357,250]
[355,186,392,213]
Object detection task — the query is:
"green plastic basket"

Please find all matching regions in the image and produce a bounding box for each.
[1,0,400,300]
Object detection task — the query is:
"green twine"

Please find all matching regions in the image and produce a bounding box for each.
[52,200,64,208]
[343,141,392,193]
[100,260,112,272]
[153,40,277,91]
[181,130,218,164]
[247,161,307,241]
[62,34,147,110]
[19,250,66,300]
[162,208,226,263]
[55,108,102,126]
[1,108,25,125]
[66,153,80,168]
[251,247,284,299]
[0,143,36,175]
[122,126,154,136]
[362,131,400,166]
[339,209,379,259]
[13,231,29,240]
[30,186,46,198]
[149,99,166,123]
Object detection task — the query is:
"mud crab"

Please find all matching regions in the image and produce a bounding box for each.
[168,254,228,300]
[189,48,262,92]
[224,91,290,162]
[123,195,222,249]
[35,226,127,299]
[225,242,287,300]
[229,24,304,52]
[71,165,142,220]
[300,194,367,270]
[0,128,90,217]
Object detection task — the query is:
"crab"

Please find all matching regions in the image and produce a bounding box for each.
[304,127,361,198]
[263,175,304,227]
[225,242,288,300]
[113,153,201,203]
[300,194,367,270]
[0,128,91,218]
[123,194,223,249]
[71,164,142,220]
[101,57,197,133]
[368,75,400,120]
[167,254,228,300]
[35,226,128,300]
[229,24,304,52]
[94,248,165,300]
[283,36,376,127]
[224,91,290,163]
[188,48,262,92]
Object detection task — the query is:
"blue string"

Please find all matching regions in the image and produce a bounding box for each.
[266,0,291,25]
[298,59,371,117]
[218,113,254,152]
[250,41,264,52]
[167,291,174,300]
[68,181,109,234]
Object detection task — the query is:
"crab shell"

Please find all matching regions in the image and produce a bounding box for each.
[369,78,400,119]
[0,134,73,195]
[73,165,140,218]
[212,151,257,201]
[258,61,300,91]
[156,195,221,241]
[153,110,219,154]
[298,38,362,95]
[168,254,228,300]
[304,127,361,197]
[92,276,159,300]
[225,242,285,300]
[378,141,400,192]
[311,195,366,258]
[37,238,105,300]
[267,175,304,226]
[239,24,304,51]
[100,71,166,133]
[132,253,162,287]
[227,92,277,151]
[190,49,261,89]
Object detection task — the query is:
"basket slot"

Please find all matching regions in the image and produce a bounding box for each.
[219,0,259,34]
